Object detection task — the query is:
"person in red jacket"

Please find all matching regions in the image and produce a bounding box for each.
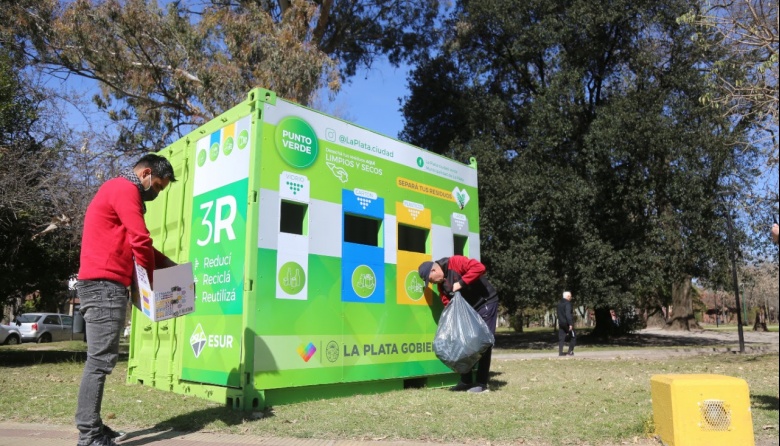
[418,255,498,393]
[75,154,176,446]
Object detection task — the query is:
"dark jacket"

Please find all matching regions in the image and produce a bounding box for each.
[436,255,498,308]
[557,298,573,330]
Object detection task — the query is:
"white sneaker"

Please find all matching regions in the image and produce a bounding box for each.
[467,384,489,393]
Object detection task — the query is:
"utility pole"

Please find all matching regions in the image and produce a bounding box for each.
[723,201,745,353]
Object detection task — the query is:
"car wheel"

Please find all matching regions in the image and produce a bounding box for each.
[4,335,20,345]
[37,333,52,343]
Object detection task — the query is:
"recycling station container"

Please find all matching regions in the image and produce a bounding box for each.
[127,88,481,410]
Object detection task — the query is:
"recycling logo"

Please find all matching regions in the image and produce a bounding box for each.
[405,271,425,301]
[223,136,234,156]
[209,142,220,162]
[238,130,249,149]
[352,265,377,298]
[452,187,470,209]
[279,262,306,295]
[190,323,207,358]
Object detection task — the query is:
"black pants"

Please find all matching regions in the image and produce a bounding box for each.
[558,328,575,355]
[461,299,499,386]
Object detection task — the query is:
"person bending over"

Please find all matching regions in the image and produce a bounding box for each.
[418,255,498,393]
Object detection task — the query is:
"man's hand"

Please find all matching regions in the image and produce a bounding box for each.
[452,282,462,292]
[160,257,178,269]
[772,224,779,244]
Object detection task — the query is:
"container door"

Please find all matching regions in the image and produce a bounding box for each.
[180,115,253,387]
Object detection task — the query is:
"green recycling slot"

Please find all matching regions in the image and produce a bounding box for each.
[127,88,481,410]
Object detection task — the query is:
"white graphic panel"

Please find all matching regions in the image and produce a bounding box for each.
[193,115,252,196]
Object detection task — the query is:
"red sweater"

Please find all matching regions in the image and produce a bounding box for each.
[436,255,489,306]
[78,177,167,286]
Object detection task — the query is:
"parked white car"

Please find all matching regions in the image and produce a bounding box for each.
[0,323,21,345]
[13,313,84,343]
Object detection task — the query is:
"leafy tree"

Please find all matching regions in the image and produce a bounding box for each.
[0,50,80,312]
[735,261,778,330]
[681,0,777,169]
[680,0,778,259]
[6,0,440,154]
[401,0,753,332]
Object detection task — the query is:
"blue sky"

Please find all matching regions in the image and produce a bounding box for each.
[325,61,410,139]
[56,58,411,142]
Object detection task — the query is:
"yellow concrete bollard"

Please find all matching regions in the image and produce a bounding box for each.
[651,374,755,446]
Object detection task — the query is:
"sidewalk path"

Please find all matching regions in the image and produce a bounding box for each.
[639,326,779,345]
[0,422,473,446]
[493,327,779,360]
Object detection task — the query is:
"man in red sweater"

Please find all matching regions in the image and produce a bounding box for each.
[419,255,498,393]
[75,154,176,446]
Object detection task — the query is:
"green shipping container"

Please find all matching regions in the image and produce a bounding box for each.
[127,88,481,410]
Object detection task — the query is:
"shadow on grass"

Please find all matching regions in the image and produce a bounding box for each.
[120,406,251,446]
[494,329,751,351]
[487,371,508,392]
[752,394,780,412]
[0,346,128,367]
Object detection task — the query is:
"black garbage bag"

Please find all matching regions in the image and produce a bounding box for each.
[433,292,495,374]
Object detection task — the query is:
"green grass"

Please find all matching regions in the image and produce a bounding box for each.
[1,341,777,446]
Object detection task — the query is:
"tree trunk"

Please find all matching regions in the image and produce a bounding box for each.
[665,275,701,331]
[644,307,667,328]
[517,309,524,333]
[591,308,614,337]
[753,308,768,332]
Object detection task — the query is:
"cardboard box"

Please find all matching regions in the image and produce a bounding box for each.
[133,262,196,322]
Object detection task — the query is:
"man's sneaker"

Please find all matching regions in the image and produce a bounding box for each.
[102,425,127,442]
[568,352,574,356]
[467,384,489,393]
[85,434,118,446]
[449,381,474,392]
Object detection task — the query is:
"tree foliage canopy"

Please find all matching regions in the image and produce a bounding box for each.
[681,0,778,255]
[5,0,440,153]
[401,0,755,330]
[0,51,79,311]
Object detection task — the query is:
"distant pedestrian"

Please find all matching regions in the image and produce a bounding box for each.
[75,154,177,446]
[609,308,622,335]
[557,291,575,356]
[610,309,620,327]
[418,255,498,393]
